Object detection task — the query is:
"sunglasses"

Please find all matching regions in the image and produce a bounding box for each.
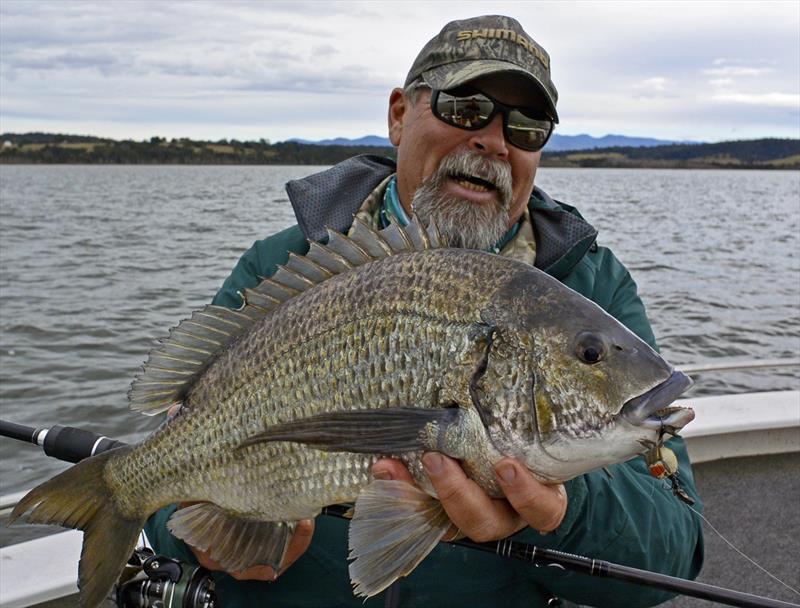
[430,88,555,152]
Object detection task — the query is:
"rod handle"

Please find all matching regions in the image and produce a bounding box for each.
[42,425,127,463]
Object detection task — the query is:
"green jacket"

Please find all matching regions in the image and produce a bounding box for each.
[146,156,703,607]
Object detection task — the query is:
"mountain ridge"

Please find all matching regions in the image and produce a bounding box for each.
[288,133,700,151]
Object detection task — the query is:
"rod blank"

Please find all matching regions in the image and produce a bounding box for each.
[680,357,800,374]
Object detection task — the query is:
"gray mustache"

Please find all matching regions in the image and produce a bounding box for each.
[437,151,513,209]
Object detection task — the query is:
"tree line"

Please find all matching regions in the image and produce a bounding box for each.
[1,133,798,168]
[0,134,396,165]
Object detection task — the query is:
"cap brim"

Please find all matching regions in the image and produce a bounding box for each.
[422,60,559,123]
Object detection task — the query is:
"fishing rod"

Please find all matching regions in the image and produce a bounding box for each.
[0,419,126,463]
[1,419,798,608]
[678,357,800,375]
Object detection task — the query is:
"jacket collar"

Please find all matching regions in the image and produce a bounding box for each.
[286,154,597,278]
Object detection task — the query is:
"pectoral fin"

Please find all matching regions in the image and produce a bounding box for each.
[238,407,465,454]
[348,480,452,597]
[167,503,296,573]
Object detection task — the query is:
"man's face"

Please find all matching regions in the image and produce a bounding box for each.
[389,74,543,248]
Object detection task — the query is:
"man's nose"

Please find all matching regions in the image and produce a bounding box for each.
[468,113,509,158]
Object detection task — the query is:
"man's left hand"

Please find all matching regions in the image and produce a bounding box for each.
[372,453,567,542]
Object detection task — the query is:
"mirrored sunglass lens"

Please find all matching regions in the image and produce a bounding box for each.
[435,92,494,128]
[507,110,552,150]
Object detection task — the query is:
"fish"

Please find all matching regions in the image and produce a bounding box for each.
[9,217,694,607]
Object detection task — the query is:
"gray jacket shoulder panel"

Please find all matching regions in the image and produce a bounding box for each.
[286,155,396,242]
[529,187,598,274]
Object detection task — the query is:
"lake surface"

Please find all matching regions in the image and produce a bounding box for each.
[1,165,798,546]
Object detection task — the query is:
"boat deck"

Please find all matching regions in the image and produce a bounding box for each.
[2,390,798,607]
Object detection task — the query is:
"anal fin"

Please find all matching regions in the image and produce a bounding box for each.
[348,480,451,597]
[167,503,296,573]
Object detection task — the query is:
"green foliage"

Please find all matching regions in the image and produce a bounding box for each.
[0,133,397,165]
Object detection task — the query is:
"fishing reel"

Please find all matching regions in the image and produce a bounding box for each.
[115,547,216,608]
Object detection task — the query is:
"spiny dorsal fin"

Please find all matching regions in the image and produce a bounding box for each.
[129,215,441,414]
[129,306,260,413]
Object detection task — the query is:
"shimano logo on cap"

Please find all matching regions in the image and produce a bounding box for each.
[455,29,549,69]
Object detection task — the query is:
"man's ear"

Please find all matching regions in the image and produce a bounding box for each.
[388,88,406,147]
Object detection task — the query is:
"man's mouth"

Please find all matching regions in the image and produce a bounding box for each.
[450,172,497,193]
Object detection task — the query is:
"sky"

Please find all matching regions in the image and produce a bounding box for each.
[1,0,798,143]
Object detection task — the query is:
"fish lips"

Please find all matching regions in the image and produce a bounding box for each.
[620,370,694,431]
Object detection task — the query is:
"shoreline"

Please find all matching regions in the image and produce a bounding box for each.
[1,160,797,170]
[2,136,798,170]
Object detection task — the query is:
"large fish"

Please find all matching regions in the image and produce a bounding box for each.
[10,217,694,607]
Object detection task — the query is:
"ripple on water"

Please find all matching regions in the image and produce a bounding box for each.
[1,166,798,544]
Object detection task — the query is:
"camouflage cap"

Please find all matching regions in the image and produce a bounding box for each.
[405,15,559,122]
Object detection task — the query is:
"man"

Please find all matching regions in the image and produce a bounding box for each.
[146,15,703,607]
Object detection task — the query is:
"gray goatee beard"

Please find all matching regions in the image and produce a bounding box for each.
[410,150,514,250]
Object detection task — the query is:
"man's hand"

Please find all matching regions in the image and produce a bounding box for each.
[372,454,567,542]
[182,509,315,581]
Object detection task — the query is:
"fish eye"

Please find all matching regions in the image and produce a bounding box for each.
[576,333,605,364]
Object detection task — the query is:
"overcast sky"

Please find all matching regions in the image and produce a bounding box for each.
[1,0,798,143]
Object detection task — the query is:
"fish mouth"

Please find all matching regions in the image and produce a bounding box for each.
[620,370,694,431]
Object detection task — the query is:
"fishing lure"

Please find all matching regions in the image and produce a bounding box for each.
[645,441,695,505]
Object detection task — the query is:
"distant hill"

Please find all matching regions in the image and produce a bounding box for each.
[290,135,391,147]
[1,133,797,169]
[0,134,389,166]
[545,133,696,152]
[541,138,800,169]
[288,133,696,151]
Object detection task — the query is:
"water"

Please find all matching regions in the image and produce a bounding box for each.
[1,165,798,546]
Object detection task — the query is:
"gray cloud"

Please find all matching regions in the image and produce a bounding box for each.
[1,0,798,141]
[3,50,123,75]
[313,44,339,57]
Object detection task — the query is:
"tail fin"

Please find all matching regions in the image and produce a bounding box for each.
[8,446,147,608]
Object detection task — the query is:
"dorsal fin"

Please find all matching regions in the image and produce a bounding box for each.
[128,307,261,413]
[129,216,441,414]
